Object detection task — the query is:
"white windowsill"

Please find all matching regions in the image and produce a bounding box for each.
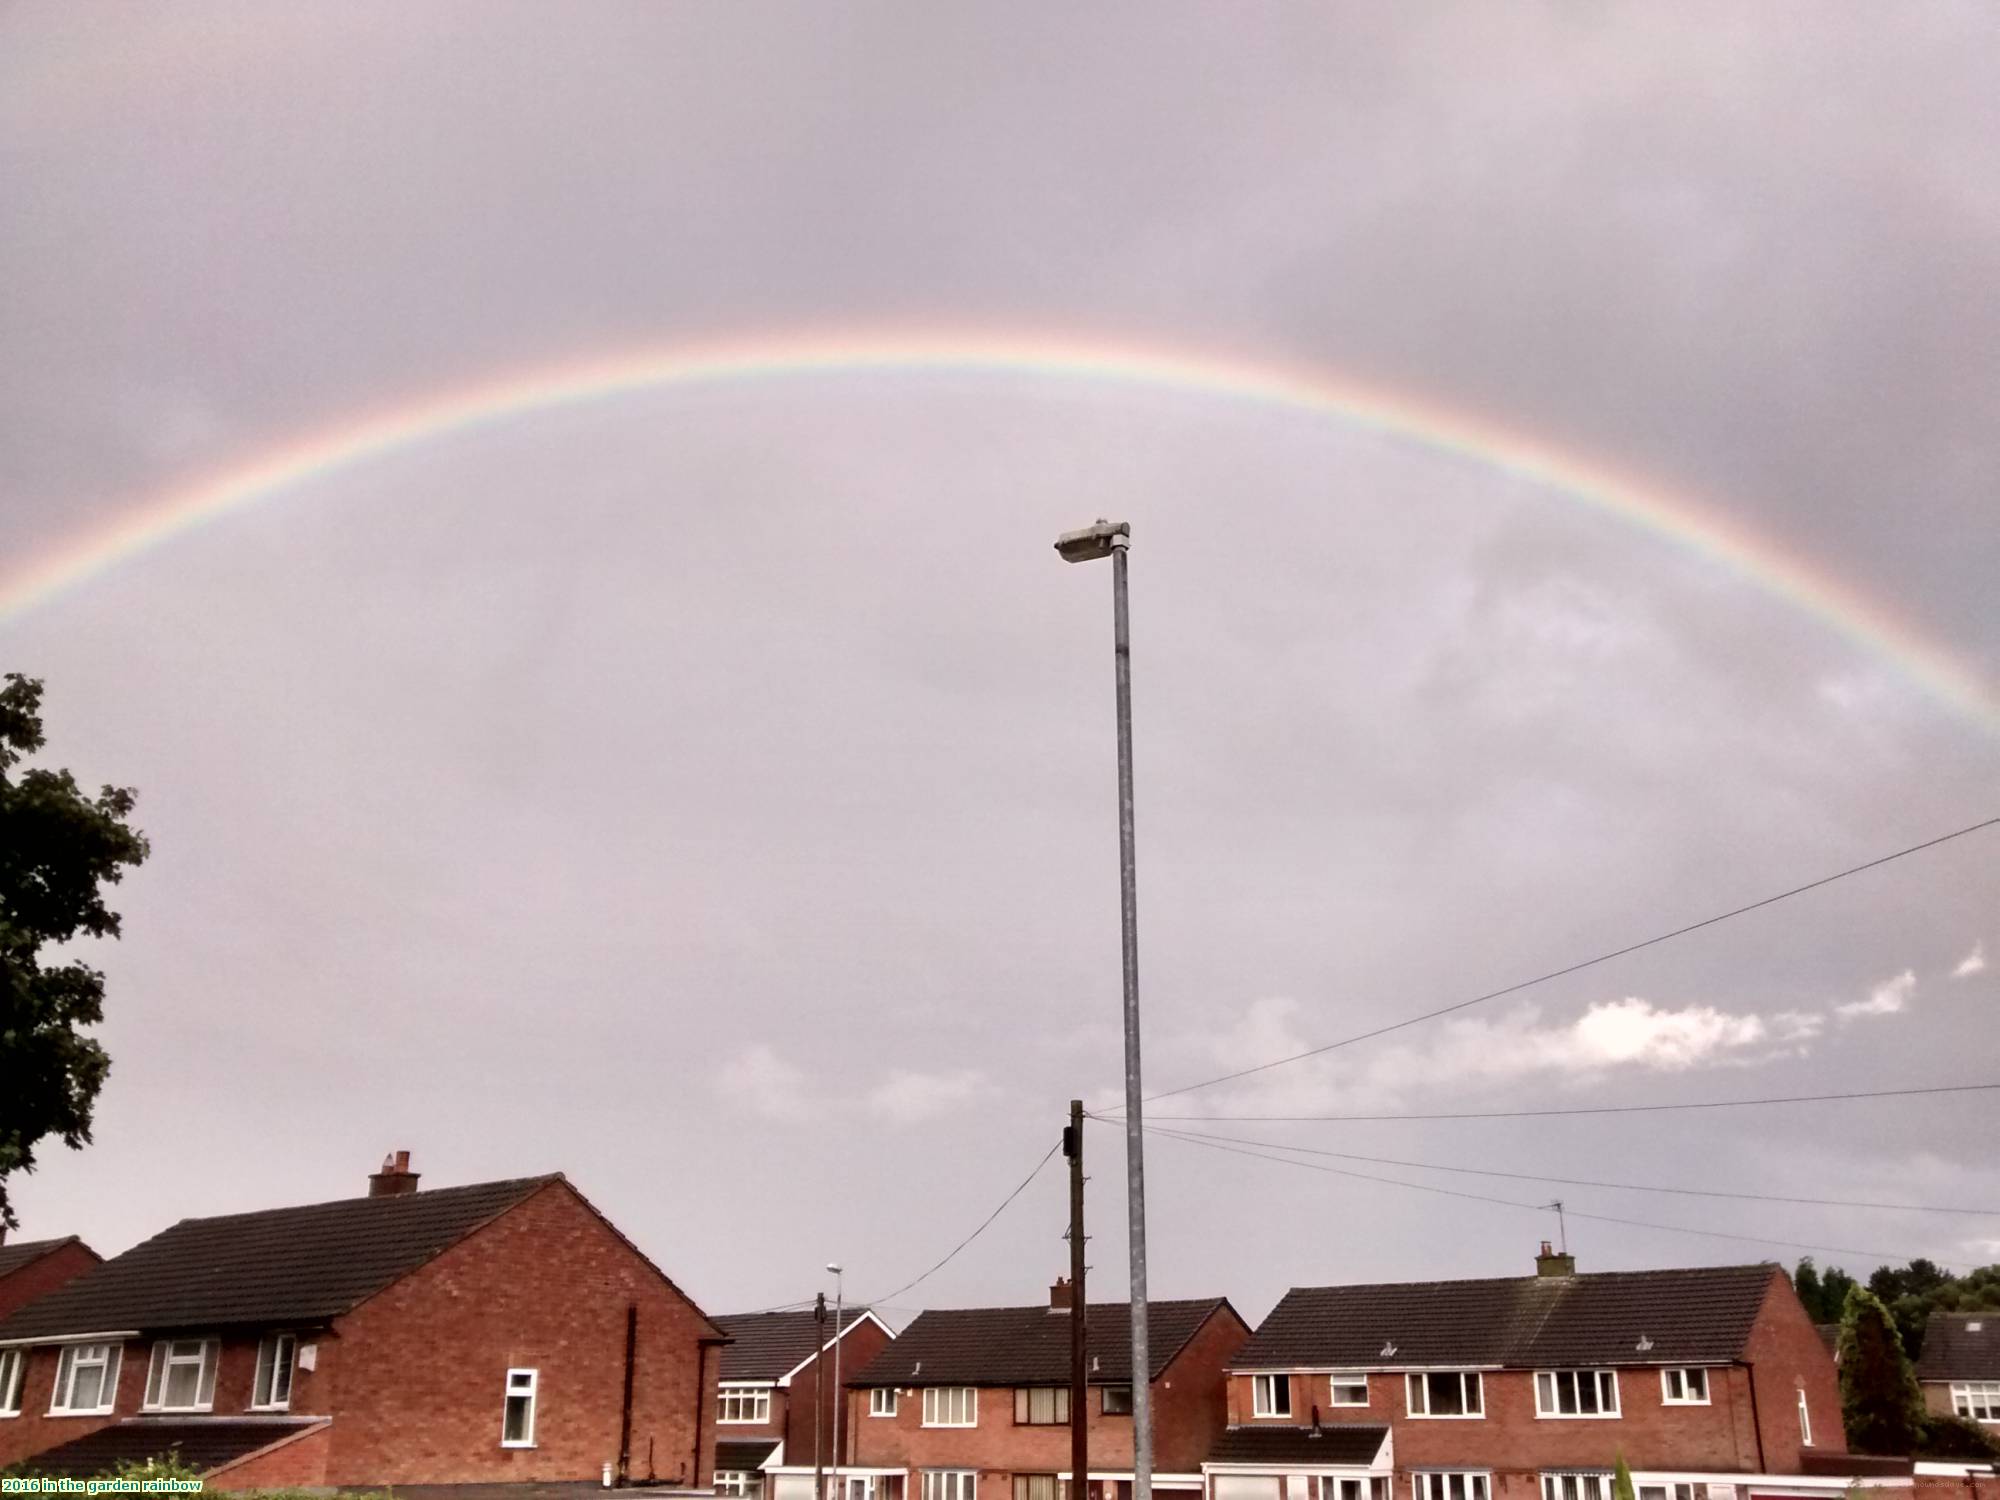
[502,1441,538,1450]
[1534,1412,1621,1420]
[1660,1400,1711,1407]
[49,1408,118,1418]
[1405,1413,1485,1420]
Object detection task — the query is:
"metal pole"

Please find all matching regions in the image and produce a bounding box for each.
[831,1271,844,1490]
[814,1292,826,1500]
[1110,533,1151,1500]
[1067,1099,1088,1500]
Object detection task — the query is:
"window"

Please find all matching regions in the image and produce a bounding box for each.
[1016,1476,1060,1500]
[1952,1382,2000,1422]
[1660,1369,1708,1406]
[1797,1388,1812,1447]
[1372,1482,1390,1500]
[717,1475,751,1496]
[0,1349,24,1417]
[143,1338,218,1412]
[252,1334,296,1411]
[1539,1477,1612,1500]
[1252,1374,1292,1417]
[720,1385,774,1424]
[502,1368,538,1447]
[1329,1373,1369,1407]
[1332,1480,1368,1500]
[1534,1370,1618,1418]
[1015,1386,1070,1424]
[923,1473,976,1500]
[1411,1474,1489,1500]
[1638,1485,1696,1500]
[922,1387,977,1427]
[1405,1372,1483,1418]
[50,1342,121,1415]
[1102,1385,1133,1415]
[870,1386,899,1417]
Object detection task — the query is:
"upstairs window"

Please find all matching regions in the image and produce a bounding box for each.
[1412,1474,1489,1500]
[870,1387,898,1417]
[252,1333,297,1411]
[1951,1382,2000,1422]
[1534,1370,1618,1418]
[1660,1368,1709,1405]
[502,1368,538,1448]
[1252,1374,1291,1417]
[1102,1385,1133,1415]
[1406,1371,1483,1418]
[719,1385,773,1424]
[922,1387,977,1427]
[1329,1373,1368,1407]
[1015,1387,1069,1424]
[0,1348,24,1416]
[51,1342,122,1415]
[1540,1477,1612,1500]
[143,1338,218,1413]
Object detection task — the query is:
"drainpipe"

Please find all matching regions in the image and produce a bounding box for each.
[693,1339,717,1487]
[1737,1361,1767,1475]
[619,1304,638,1484]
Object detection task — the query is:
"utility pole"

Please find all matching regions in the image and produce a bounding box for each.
[828,1265,845,1491]
[1066,1100,1088,1500]
[1054,517,1151,1500]
[813,1291,827,1500]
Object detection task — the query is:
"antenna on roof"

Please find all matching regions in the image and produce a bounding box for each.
[1543,1200,1568,1253]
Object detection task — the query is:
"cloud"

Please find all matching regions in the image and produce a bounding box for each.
[1837,970,1916,1021]
[1771,1010,1826,1043]
[864,1068,995,1124]
[1953,943,1987,979]
[714,1045,813,1121]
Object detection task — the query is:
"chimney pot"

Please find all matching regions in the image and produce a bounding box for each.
[369,1150,422,1198]
[1050,1278,1073,1312]
[1535,1242,1576,1278]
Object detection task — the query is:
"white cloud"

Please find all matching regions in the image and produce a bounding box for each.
[1953,942,1987,979]
[1836,969,1916,1021]
[1771,1010,1826,1042]
[714,1045,813,1121]
[1963,1238,2000,1258]
[865,1068,995,1124]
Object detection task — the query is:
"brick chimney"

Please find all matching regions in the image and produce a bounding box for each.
[1535,1240,1576,1277]
[1049,1277,1074,1312]
[369,1150,421,1198]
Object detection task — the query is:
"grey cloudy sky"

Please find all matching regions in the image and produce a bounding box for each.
[2,4,1996,1326]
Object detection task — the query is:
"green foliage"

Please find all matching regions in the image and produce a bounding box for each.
[1916,1414,2000,1460]
[1611,1456,1635,1500]
[0,673,150,1229]
[1791,1257,1858,1325]
[1837,1285,1927,1455]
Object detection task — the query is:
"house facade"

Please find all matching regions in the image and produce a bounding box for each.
[817,1280,1250,1500]
[1913,1313,1998,1428]
[0,1152,728,1490]
[0,1236,101,1323]
[713,1307,897,1497]
[1212,1247,1859,1500]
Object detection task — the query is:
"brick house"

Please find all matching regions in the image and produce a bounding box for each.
[0,1236,101,1323]
[1212,1247,1865,1500]
[712,1308,898,1497]
[1914,1313,1999,1428]
[823,1281,1250,1500]
[0,1152,728,1490]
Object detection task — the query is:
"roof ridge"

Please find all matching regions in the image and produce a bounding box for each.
[151,1173,563,1229]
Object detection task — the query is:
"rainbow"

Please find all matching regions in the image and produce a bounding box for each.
[3,327,1994,734]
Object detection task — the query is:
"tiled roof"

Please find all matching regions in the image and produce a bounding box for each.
[0,1177,556,1341]
[1206,1426,1389,1468]
[716,1440,782,1472]
[1916,1312,2000,1381]
[716,1308,877,1379]
[846,1298,1233,1387]
[0,1236,88,1279]
[11,1418,324,1477]
[1235,1264,1780,1370]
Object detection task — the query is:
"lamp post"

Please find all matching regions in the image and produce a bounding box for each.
[1052,518,1150,1500]
[827,1263,844,1500]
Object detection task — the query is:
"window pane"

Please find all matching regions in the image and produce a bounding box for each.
[505,1395,530,1442]
[1688,1369,1706,1401]
[73,1361,105,1410]
[1464,1374,1481,1415]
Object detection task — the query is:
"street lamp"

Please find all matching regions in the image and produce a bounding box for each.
[1053,517,1151,1500]
[827,1263,845,1500]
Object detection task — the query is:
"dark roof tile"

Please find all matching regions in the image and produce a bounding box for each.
[846,1299,1233,1387]
[11,1418,324,1477]
[0,1237,87,1280]
[1916,1312,2000,1381]
[716,1309,878,1379]
[1206,1426,1389,1467]
[717,1441,782,1471]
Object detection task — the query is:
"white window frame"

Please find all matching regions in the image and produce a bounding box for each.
[1951,1381,2000,1422]
[0,1348,24,1416]
[1534,1370,1619,1419]
[1411,1473,1490,1500]
[1636,1485,1696,1500]
[1405,1371,1484,1419]
[502,1367,538,1448]
[251,1332,297,1411]
[1797,1388,1812,1447]
[921,1387,977,1428]
[1252,1374,1292,1417]
[870,1386,899,1417]
[1659,1369,1709,1406]
[49,1342,122,1416]
[142,1337,219,1413]
[1329,1372,1369,1407]
[1539,1477,1613,1500]
[923,1471,977,1500]
[716,1473,752,1496]
[719,1383,774,1424]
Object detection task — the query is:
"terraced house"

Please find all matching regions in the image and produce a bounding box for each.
[1211,1246,1863,1500]
[0,1153,728,1490]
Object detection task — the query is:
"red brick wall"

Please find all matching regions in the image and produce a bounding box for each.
[1741,1268,1847,1467]
[0,1243,101,1322]
[843,1306,1245,1484]
[323,1179,722,1487]
[787,1319,897,1466]
[204,1422,333,1490]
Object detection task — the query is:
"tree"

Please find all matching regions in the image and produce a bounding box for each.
[1836,1285,1926,1455]
[1791,1258,1859,1324]
[1611,1457,1635,1500]
[0,674,149,1229]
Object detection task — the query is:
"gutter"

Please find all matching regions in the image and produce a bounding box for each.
[0,1330,140,1349]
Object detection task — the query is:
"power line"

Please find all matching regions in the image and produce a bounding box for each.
[860,1140,1062,1306]
[1144,1124,1950,1267]
[1144,1080,2000,1123]
[1121,1119,2000,1215]
[1119,816,2000,1110]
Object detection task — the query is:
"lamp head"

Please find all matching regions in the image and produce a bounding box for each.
[1053,519,1129,563]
